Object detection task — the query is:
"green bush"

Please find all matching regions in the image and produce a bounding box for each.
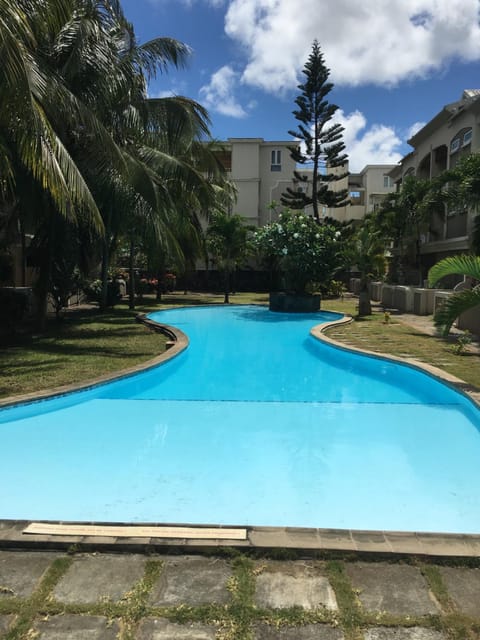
[252,210,342,294]
[84,279,122,307]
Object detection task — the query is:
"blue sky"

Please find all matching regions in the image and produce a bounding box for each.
[121,0,480,171]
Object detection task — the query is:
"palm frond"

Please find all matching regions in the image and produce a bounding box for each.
[128,37,191,80]
[434,289,480,336]
[22,98,102,229]
[428,255,480,287]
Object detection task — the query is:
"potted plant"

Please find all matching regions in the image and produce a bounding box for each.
[253,209,342,312]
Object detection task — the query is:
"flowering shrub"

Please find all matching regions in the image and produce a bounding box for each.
[252,210,342,294]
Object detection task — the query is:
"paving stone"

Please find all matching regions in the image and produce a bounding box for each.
[136,618,217,639]
[254,622,343,639]
[32,614,120,639]
[346,563,440,616]
[364,627,446,640]
[254,561,337,610]
[53,554,145,604]
[0,551,60,599]
[0,615,14,634]
[439,566,480,618]
[149,555,232,606]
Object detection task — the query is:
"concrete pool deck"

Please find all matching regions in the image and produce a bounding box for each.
[1,549,480,639]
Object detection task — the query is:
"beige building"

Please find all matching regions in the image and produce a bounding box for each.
[320,164,396,222]
[218,138,299,226]
[218,138,396,225]
[389,89,480,267]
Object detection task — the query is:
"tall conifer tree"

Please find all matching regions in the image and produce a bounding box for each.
[281,40,348,221]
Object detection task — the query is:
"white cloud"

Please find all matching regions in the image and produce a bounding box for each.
[148,89,176,98]
[199,65,248,118]
[407,121,427,140]
[333,110,403,172]
[222,0,480,92]
[148,0,224,6]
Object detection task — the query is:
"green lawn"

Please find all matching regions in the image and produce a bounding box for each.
[0,291,478,400]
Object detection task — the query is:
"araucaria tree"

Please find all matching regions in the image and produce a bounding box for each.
[281,40,348,221]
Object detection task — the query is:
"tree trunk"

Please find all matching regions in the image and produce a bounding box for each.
[100,206,112,312]
[357,286,372,316]
[19,218,26,287]
[128,236,135,310]
[156,268,162,301]
[224,267,230,304]
[35,210,56,331]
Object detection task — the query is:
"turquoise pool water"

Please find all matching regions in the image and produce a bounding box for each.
[1,304,480,533]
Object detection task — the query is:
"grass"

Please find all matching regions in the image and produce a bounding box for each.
[0,305,168,399]
[2,554,480,640]
[0,291,478,400]
[320,297,480,390]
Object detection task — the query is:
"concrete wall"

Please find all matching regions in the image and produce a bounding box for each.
[349,280,479,335]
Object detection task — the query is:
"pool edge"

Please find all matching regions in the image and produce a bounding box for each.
[1,306,480,556]
[0,316,189,410]
[312,315,480,410]
[1,520,479,558]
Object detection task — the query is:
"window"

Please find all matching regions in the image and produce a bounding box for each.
[450,138,460,154]
[463,129,472,147]
[271,149,281,171]
[383,175,392,188]
[349,191,361,199]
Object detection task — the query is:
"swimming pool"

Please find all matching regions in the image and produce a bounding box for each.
[1,304,480,533]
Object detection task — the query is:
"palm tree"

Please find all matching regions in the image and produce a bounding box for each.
[2,1,222,318]
[428,254,480,336]
[430,152,480,255]
[345,220,387,316]
[0,0,125,325]
[375,175,438,285]
[206,211,250,303]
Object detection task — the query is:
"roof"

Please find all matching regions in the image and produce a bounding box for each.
[408,89,480,147]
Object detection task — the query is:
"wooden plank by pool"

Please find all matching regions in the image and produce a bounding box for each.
[23,523,248,540]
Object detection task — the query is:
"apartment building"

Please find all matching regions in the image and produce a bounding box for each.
[216,138,298,226]
[389,89,480,269]
[321,164,396,222]
[218,138,396,225]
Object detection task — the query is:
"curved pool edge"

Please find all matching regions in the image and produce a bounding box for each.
[311,314,480,410]
[1,519,480,558]
[1,304,480,552]
[0,315,189,410]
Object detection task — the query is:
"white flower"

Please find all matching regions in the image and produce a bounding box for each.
[301,224,307,228]
[282,247,288,255]
[315,233,320,239]
[277,224,283,232]
[335,231,341,238]
[293,233,299,239]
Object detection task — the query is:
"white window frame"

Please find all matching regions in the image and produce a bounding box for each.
[463,129,472,147]
[450,138,460,154]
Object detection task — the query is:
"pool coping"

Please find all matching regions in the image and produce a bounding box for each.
[0,315,189,410]
[1,306,480,557]
[1,520,480,558]
[312,315,480,409]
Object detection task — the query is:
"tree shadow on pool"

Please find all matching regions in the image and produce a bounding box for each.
[235,306,341,323]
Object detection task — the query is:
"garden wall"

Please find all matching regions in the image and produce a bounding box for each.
[349,280,479,335]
